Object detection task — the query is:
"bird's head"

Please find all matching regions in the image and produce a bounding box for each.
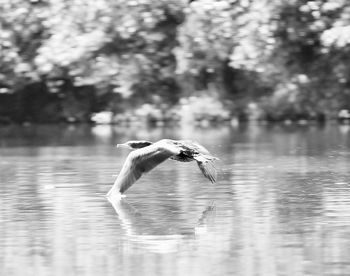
[116,140,153,150]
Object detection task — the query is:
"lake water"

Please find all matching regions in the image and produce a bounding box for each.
[1,123,350,276]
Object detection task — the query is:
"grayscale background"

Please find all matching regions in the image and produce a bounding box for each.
[1,1,350,275]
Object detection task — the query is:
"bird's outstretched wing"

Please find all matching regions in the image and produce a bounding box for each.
[193,155,218,183]
[110,144,180,195]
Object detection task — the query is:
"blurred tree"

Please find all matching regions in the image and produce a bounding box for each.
[176,0,276,117]
[0,0,61,122]
[0,0,48,91]
[35,0,186,111]
[2,0,350,123]
[176,0,350,120]
[0,0,186,122]
[264,0,350,120]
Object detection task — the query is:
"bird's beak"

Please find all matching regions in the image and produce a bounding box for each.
[116,143,131,149]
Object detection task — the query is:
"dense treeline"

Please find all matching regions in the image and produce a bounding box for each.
[1,0,350,123]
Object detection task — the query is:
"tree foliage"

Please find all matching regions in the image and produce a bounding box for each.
[1,0,350,122]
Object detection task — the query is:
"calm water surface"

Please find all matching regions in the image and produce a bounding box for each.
[1,123,350,276]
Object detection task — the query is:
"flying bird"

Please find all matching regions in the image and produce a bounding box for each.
[107,139,218,197]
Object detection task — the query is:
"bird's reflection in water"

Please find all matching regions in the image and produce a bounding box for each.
[195,202,216,236]
[107,196,216,254]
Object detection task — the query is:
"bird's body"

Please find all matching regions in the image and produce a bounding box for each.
[107,139,218,197]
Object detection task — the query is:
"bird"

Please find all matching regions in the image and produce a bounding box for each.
[107,139,218,197]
